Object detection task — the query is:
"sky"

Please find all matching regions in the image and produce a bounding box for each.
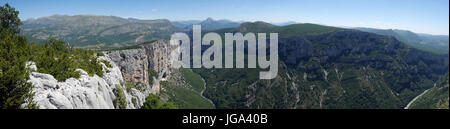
[1,0,449,35]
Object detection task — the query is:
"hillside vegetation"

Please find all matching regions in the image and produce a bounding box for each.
[195,25,449,109]
[21,15,179,48]
[160,68,215,109]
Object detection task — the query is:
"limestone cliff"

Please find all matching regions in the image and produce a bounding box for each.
[106,49,149,87]
[106,40,176,94]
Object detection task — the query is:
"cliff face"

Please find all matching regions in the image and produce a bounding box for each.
[106,49,149,87]
[143,40,175,78]
[106,40,175,94]
[279,31,448,73]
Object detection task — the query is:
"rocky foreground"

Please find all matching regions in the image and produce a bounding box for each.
[27,40,174,109]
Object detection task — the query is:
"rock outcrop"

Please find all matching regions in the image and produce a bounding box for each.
[28,55,152,109]
[106,40,175,93]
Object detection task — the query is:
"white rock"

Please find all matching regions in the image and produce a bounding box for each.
[26,61,37,71]
[27,54,153,109]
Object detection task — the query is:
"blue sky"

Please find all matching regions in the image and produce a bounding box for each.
[1,0,449,35]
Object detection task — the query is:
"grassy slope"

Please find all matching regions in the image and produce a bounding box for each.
[180,68,204,93]
[160,69,215,109]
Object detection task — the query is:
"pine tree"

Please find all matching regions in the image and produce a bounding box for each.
[0,3,22,34]
[0,3,36,109]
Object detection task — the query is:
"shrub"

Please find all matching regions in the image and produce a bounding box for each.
[124,81,147,94]
[113,85,127,109]
[33,39,80,81]
[30,38,107,81]
[438,98,449,109]
[100,60,112,68]
[125,81,136,93]
[148,69,158,85]
[131,97,137,107]
[72,48,105,77]
[142,94,177,109]
[96,52,105,57]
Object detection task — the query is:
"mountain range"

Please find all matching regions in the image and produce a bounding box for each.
[173,17,241,30]
[354,27,449,54]
[21,15,242,48]
[17,15,449,109]
[193,22,449,109]
[21,15,449,55]
[22,15,180,48]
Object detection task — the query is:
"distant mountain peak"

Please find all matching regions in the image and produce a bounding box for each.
[205,17,214,21]
[202,17,215,24]
[177,17,240,30]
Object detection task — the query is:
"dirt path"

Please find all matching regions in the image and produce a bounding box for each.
[200,77,216,108]
[404,84,434,109]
